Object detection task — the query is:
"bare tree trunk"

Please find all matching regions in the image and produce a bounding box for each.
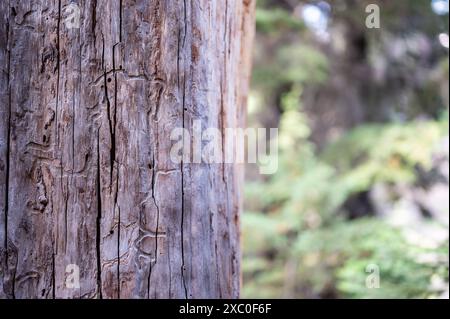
[0,0,255,299]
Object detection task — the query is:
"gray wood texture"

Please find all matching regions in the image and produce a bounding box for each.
[0,0,255,299]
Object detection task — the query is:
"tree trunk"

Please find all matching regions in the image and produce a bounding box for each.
[0,0,255,299]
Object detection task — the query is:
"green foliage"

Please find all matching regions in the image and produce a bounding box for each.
[245,0,449,299]
[297,219,448,299]
[243,86,449,299]
[252,3,328,96]
[256,8,304,34]
[322,118,448,193]
[252,44,328,91]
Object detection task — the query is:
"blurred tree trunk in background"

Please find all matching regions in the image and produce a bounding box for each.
[0,0,255,299]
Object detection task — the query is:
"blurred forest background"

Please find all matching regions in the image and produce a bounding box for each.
[243,0,449,298]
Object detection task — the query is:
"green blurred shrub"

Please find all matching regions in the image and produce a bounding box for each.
[243,85,449,298]
[244,0,449,300]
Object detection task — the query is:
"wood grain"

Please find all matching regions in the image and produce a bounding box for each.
[0,0,255,299]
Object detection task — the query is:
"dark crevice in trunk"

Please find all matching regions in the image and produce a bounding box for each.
[219,81,226,184]
[179,1,188,299]
[4,4,12,298]
[51,252,56,299]
[182,0,187,46]
[96,129,103,299]
[224,0,228,43]
[146,263,152,299]
[91,0,97,43]
[102,41,114,185]
[119,0,123,43]
[116,204,120,298]
[112,40,120,298]
[55,0,61,145]
[148,152,159,299]
[63,192,68,252]
[180,83,188,300]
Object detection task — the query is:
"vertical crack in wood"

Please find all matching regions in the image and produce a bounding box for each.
[180,67,187,292]
[179,0,188,300]
[51,252,55,299]
[116,204,120,298]
[146,264,152,299]
[102,42,114,185]
[96,128,103,299]
[119,0,122,43]
[149,152,159,298]
[63,190,68,252]
[56,0,61,146]
[3,1,12,299]
[91,0,97,43]
[112,38,120,298]
[219,82,226,184]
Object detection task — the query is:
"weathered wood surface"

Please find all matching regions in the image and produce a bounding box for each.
[0,0,255,299]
